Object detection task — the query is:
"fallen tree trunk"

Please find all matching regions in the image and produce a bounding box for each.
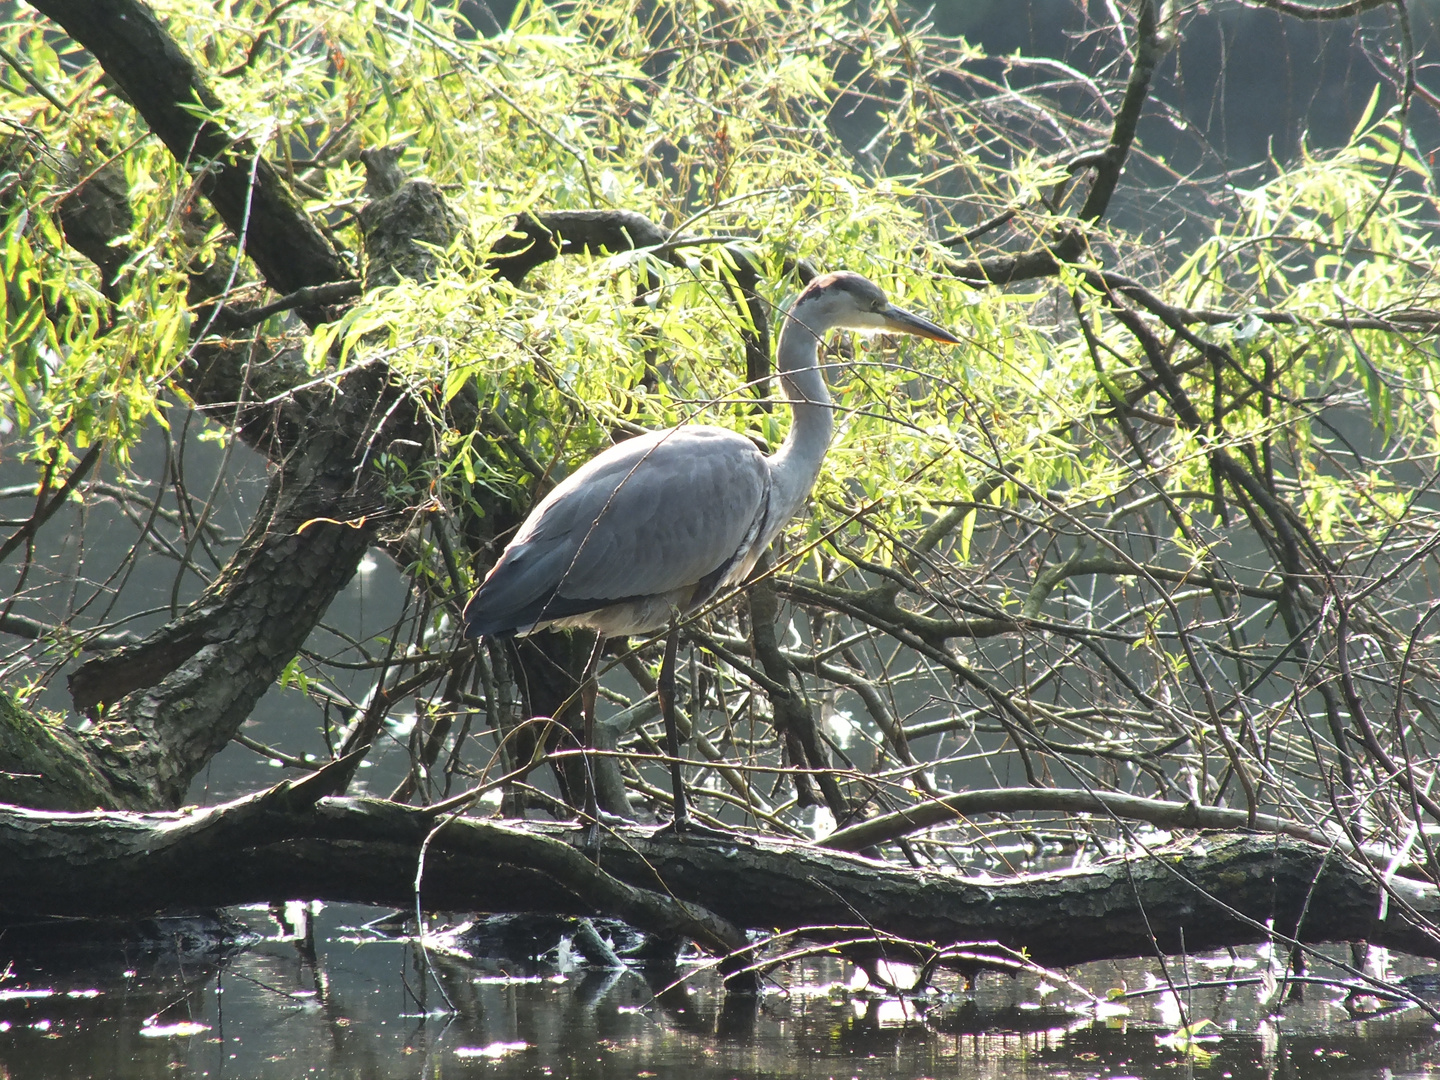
[2,773,1437,970]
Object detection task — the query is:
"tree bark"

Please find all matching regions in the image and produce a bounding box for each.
[28,0,352,312]
[6,152,449,811]
[1,782,1436,969]
[59,362,427,807]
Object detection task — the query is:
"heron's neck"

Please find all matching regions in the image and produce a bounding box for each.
[768,313,835,527]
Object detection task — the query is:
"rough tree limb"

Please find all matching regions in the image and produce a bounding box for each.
[822,785,1384,860]
[19,156,453,810]
[1077,0,1175,223]
[28,0,353,313]
[1,786,1437,970]
[55,361,429,809]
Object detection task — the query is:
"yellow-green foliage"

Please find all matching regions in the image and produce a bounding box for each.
[2,0,1438,562]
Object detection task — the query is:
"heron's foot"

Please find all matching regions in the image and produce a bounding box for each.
[576,820,601,856]
[590,808,634,827]
[572,809,634,855]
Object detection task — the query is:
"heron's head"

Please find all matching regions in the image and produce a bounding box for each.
[790,270,962,344]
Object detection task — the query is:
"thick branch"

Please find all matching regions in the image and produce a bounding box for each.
[823,786,1373,856]
[1237,0,1394,18]
[487,209,670,283]
[30,0,352,310]
[1,791,1437,969]
[943,230,1085,288]
[57,356,432,806]
[56,158,133,301]
[1077,0,1174,222]
[0,774,747,956]
[486,209,773,391]
[26,147,470,811]
[0,692,148,811]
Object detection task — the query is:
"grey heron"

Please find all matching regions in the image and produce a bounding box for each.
[464,270,961,829]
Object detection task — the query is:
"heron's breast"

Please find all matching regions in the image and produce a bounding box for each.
[539,585,699,638]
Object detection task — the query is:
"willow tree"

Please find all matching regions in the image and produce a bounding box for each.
[3,0,1440,982]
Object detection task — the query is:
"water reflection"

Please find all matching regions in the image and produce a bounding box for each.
[4,902,1440,1078]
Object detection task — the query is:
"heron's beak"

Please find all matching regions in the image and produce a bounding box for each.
[881,304,963,345]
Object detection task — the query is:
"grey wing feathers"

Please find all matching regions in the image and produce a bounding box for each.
[465,426,770,635]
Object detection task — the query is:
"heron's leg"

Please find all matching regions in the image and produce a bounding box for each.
[579,633,605,828]
[656,618,690,830]
[655,622,730,839]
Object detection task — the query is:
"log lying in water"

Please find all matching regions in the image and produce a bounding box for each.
[2,767,1437,970]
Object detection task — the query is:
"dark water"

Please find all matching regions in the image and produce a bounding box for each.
[3,901,1440,1079]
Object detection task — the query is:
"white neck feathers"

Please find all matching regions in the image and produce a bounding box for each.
[765,294,837,536]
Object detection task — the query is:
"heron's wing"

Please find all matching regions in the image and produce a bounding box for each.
[465,426,770,635]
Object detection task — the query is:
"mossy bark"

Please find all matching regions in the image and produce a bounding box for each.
[1,786,1435,968]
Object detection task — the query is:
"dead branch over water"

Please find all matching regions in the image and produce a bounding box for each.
[3,781,1437,971]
